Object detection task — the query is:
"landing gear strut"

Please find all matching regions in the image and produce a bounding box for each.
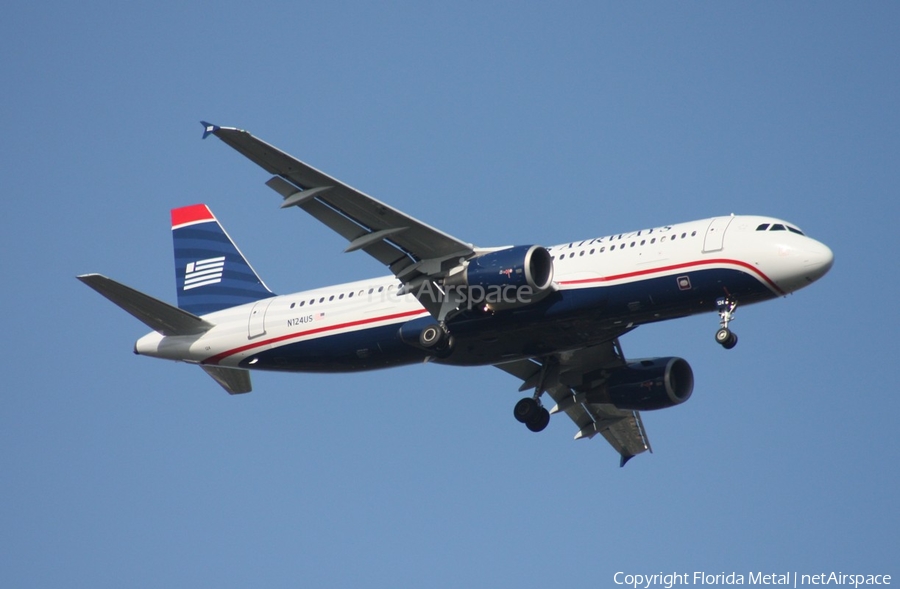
[513,396,550,432]
[715,297,739,349]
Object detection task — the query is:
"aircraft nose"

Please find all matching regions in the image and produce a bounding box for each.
[800,239,834,284]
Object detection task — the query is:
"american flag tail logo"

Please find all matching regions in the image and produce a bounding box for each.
[172,204,274,315]
[183,257,226,290]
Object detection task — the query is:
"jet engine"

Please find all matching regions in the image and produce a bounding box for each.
[444,245,555,311]
[586,357,694,411]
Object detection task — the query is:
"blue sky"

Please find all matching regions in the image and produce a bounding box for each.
[2,2,898,587]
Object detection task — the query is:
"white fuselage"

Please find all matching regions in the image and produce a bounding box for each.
[135,215,833,371]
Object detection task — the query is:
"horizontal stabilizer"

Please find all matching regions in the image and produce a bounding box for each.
[201,365,252,394]
[77,274,214,336]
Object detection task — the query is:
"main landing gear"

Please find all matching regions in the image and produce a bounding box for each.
[513,396,550,432]
[715,297,739,350]
[418,322,453,354]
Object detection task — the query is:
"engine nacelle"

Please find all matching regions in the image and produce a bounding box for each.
[445,245,555,311]
[586,357,694,411]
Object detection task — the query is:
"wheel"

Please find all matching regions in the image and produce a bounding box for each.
[526,407,550,433]
[513,397,539,424]
[716,328,738,349]
[418,324,453,354]
[419,323,448,349]
[715,327,732,345]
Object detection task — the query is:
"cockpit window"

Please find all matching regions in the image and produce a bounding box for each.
[758,222,805,235]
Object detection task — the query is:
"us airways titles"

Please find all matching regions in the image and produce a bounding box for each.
[559,223,675,248]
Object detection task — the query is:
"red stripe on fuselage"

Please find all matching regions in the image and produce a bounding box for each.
[203,309,429,365]
[204,259,780,364]
[557,258,785,295]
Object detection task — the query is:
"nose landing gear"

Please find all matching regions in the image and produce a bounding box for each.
[715,297,739,350]
[715,327,738,349]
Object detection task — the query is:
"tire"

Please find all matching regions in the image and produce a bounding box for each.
[513,397,539,424]
[419,324,444,348]
[526,407,550,433]
[715,328,732,345]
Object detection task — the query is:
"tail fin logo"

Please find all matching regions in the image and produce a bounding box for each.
[184,257,225,291]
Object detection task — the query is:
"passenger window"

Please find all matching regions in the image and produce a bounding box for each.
[579,251,584,256]
[590,248,595,254]
[319,297,325,303]
[299,301,305,307]
[339,293,344,299]
[329,295,334,301]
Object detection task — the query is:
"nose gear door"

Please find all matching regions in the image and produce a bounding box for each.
[702,216,734,253]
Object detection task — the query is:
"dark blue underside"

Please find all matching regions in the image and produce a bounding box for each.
[238,267,776,372]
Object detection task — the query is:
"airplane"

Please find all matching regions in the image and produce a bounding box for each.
[78,122,834,466]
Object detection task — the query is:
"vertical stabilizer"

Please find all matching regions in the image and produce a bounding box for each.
[172,204,275,315]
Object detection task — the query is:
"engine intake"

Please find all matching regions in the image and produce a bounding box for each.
[586,357,694,411]
[445,245,555,310]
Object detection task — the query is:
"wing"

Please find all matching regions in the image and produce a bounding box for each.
[495,338,652,467]
[202,123,476,309]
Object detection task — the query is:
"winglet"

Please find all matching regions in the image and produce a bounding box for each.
[201,121,219,139]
